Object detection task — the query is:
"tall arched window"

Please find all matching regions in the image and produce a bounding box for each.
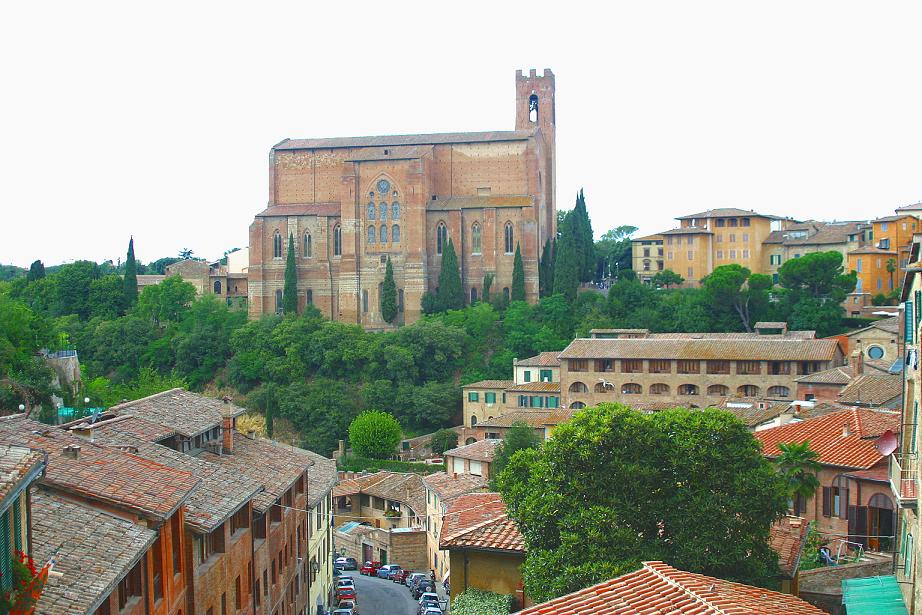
[303,232,312,258]
[569,382,588,393]
[529,94,538,122]
[707,384,729,396]
[392,201,400,220]
[398,289,404,312]
[273,231,282,258]
[621,383,642,395]
[437,222,448,255]
[306,289,313,305]
[367,201,376,220]
[470,288,478,303]
[274,289,283,314]
[380,203,387,221]
[470,415,478,428]
[367,225,376,244]
[213,280,222,295]
[392,225,400,243]
[333,225,342,256]
[362,289,368,313]
[380,224,387,243]
[503,287,510,301]
[504,222,514,254]
[472,223,482,255]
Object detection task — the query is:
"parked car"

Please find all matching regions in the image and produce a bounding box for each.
[418,600,441,615]
[332,609,354,615]
[413,582,435,599]
[336,578,356,589]
[422,608,444,615]
[392,569,410,584]
[334,557,359,570]
[335,587,357,602]
[377,564,402,579]
[406,572,427,589]
[359,561,381,576]
[338,599,359,614]
[417,591,439,605]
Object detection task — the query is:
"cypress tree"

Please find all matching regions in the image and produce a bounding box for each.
[539,239,553,297]
[26,260,45,282]
[282,233,298,315]
[381,257,398,323]
[573,189,595,282]
[511,243,526,301]
[123,237,138,309]
[553,215,580,302]
[437,238,464,310]
[483,273,494,303]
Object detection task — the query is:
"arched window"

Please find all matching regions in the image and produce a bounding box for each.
[465,437,477,445]
[830,474,849,519]
[380,224,387,243]
[391,224,400,243]
[333,225,342,256]
[569,382,588,393]
[707,384,730,396]
[398,289,404,313]
[367,225,376,244]
[767,386,791,398]
[570,401,586,409]
[306,289,313,305]
[472,223,482,255]
[303,232,312,258]
[504,222,514,254]
[367,201,376,220]
[362,289,368,313]
[470,288,478,303]
[274,289,283,314]
[594,382,610,393]
[380,202,387,221]
[273,231,282,258]
[529,94,538,122]
[213,280,222,294]
[470,416,478,428]
[621,383,642,395]
[738,384,761,397]
[678,384,699,396]
[649,383,670,395]
[392,201,400,220]
[437,222,448,255]
[869,493,894,510]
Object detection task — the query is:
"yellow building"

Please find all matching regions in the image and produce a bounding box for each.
[630,234,664,283]
[762,220,870,284]
[849,247,900,296]
[422,472,488,583]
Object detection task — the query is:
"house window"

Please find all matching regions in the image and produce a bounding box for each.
[716,219,726,227]
[275,290,283,314]
[524,370,531,382]
[380,202,388,221]
[333,225,342,256]
[737,384,761,397]
[687,267,693,278]
[380,224,388,243]
[649,383,670,395]
[303,233,312,258]
[678,384,699,396]
[595,359,614,372]
[767,386,791,398]
[362,290,368,313]
[485,392,496,404]
[540,369,553,382]
[707,384,729,396]
[472,223,482,254]
[117,560,143,611]
[306,289,312,305]
[470,415,478,427]
[470,287,478,303]
[569,359,589,372]
[468,392,479,402]
[437,222,448,255]
[272,231,283,258]
[368,226,376,244]
[741,217,750,226]
[621,383,642,394]
[392,201,400,220]
[504,222,514,254]
[824,475,850,519]
[367,201,376,220]
[736,360,761,375]
[392,225,400,243]
[398,289,404,313]
[717,250,724,259]
[621,359,643,373]
[649,360,671,374]
[676,360,699,374]
[214,280,222,294]
[547,396,559,408]
[569,381,588,394]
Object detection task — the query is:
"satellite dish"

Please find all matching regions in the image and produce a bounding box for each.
[876,429,898,456]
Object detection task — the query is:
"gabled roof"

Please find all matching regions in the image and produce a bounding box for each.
[108,388,246,439]
[439,492,524,554]
[513,561,824,614]
[333,471,427,517]
[658,226,713,235]
[845,316,900,337]
[443,439,501,462]
[849,247,898,255]
[515,352,561,367]
[31,490,158,615]
[770,516,809,579]
[559,337,839,361]
[896,202,922,212]
[507,382,560,393]
[275,130,536,151]
[794,366,854,385]
[755,408,900,469]
[676,207,778,220]
[463,379,515,390]
[0,445,44,512]
[838,374,902,407]
[422,471,489,504]
[763,221,868,246]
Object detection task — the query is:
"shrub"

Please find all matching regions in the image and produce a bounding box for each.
[348,410,402,459]
[450,588,514,615]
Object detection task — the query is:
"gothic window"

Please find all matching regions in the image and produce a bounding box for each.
[306,289,313,305]
[303,233,312,258]
[472,223,482,255]
[437,222,448,255]
[362,290,368,313]
[398,289,404,312]
[380,224,387,243]
[529,94,538,122]
[367,201,376,220]
[503,287,510,301]
[333,225,342,256]
[367,225,376,244]
[380,203,387,221]
[392,224,400,243]
[392,201,400,220]
[273,231,282,258]
[275,289,283,314]
[504,222,514,254]
[213,280,222,294]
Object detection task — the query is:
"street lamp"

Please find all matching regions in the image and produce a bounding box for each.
[17,404,25,413]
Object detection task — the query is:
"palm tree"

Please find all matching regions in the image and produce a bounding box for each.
[775,441,822,512]
[886,258,896,292]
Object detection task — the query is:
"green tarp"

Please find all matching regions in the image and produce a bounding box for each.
[842,575,908,615]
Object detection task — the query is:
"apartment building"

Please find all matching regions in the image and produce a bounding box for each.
[332,471,426,530]
[630,234,664,283]
[463,352,562,429]
[422,472,488,583]
[762,220,869,283]
[557,328,843,410]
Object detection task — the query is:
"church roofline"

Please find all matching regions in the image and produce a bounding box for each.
[274,129,536,151]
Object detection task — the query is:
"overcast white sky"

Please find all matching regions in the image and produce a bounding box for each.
[2,1,920,267]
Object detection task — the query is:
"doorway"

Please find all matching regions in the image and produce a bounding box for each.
[867,493,895,551]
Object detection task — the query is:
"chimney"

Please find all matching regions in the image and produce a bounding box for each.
[62,444,81,460]
[223,415,234,454]
[842,422,852,437]
[850,349,863,376]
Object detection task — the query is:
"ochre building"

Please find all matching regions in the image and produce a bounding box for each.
[248,69,557,327]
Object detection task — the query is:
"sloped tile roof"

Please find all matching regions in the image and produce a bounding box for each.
[464,379,515,389]
[516,352,561,367]
[0,445,44,509]
[849,246,898,255]
[559,337,839,361]
[507,382,561,393]
[755,408,900,469]
[108,388,246,438]
[332,471,426,518]
[422,472,489,504]
[543,408,579,425]
[845,316,900,336]
[514,561,824,614]
[676,207,778,220]
[275,130,536,150]
[763,221,868,246]
[838,374,902,406]
[476,410,555,428]
[717,401,790,428]
[71,414,177,442]
[659,226,713,235]
[769,516,809,579]
[0,416,196,520]
[444,439,501,462]
[439,493,524,553]
[31,490,158,615]
[794,366,854,385]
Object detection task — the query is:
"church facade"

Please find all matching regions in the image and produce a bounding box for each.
[248,69,557,327]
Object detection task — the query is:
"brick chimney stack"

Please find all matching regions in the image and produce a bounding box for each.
[222,397,235,453]
[850,349,863,376]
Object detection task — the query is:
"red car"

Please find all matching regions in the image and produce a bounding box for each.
[392,569,410,584]
[335,586,357,602]
[359,561,382,576]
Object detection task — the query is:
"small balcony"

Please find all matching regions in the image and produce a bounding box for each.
[889,453,918,507]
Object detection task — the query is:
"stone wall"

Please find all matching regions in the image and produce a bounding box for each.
[799,555,893,615]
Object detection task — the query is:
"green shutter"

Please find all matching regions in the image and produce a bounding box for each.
[906,301,915,344]
[916,291,922,329]
[12,500,21,552]
[0,510,11,592]
[524,371,531,383]
[485,392,496,404]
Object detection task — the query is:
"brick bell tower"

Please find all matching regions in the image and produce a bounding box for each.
[515,68,557,244]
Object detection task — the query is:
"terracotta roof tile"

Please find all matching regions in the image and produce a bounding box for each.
[515,561,824,614]
[476,410,554,428]
[794,366,855,385]
[845,316,900,336]
[559,337,839,361]
[837,374,902,406]
[0,445,44,507]
[676,207,778,220]
[507,382,561,393]
[275,130,536,150]
[464,379,515,389]
[439,493,524,553]
[109,388,245,438]
[422,472,489,504]
[769,516,809,579]
[755,408,900,469]
[31,490,158,615]
[515,352,561,367]
[332,471,427,518]
[659,226,713,235]
[68,414,177,442]
[444,439,501,462]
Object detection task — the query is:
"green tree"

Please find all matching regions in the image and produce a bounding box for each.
[572,189,595,282]
[774,441,821,505]
[124,237,138,309]
[594,225,637,280]
[482,273,494,303]
[779,251,856,302]
[26,260,45,282]
[54,261,98,319]
[283,233,298,315]
[651,269,684,289]
[553,214,580,301]
[491,420,542,482]
[436,238,464,311]
[430,428,459,455]
[539,239,554,297]
[89,274,128,320]
[497,404,788,601]
[381,257,398,323]
[348,410,402,459]
[137,276,197,325]
[511,243,526,301]
[887,258,896,291]
[700,264,763,331]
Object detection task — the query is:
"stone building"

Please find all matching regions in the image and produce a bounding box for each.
[248,69,557,327]
[422,472,488,583]
[762,220,870,283]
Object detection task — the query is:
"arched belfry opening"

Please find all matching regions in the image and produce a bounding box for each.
[529,93,538,123]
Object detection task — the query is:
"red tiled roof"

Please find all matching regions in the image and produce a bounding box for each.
[444,439,501,462]
[769,516,809,579]
[755,408,900,469]
[439,493,524,553]
[514,561,824,614]
[516,352,561,367]
[275,130,535,151]
[844,467,889,483]
[422,472,489,503]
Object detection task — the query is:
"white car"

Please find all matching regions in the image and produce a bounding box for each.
[336,578,356,588]
[418,592,439,604]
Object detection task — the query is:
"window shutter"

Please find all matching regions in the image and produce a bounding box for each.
[842,488,850,520]
[907,301,915,344]
[916,291,922,329]
[822,487,831,517]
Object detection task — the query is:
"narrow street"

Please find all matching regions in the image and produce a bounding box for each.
[344,572,424,615]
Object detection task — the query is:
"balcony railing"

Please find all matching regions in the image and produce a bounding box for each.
[890,453,918,506]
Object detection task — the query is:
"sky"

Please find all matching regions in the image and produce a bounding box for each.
[1,1,920,267]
